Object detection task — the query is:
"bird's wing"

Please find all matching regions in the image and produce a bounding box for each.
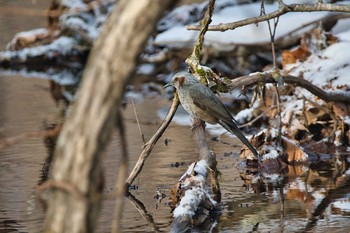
[189,84,234,123]
[189,84,258,158]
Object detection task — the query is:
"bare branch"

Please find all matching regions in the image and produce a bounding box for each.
[125,96,180,186]
[229,72,350,104]
[186,0,216,69]
[187,2,350,31]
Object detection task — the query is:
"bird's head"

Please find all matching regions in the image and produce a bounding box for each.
[164,71,199,90]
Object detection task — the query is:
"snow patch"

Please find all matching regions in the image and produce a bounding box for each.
[155,2,329,49]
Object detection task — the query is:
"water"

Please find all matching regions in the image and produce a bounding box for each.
[1,1,350,232]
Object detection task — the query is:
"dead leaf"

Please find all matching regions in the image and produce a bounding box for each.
[282,137,309,162]
[282,47,310,68]
[332,102,349,117]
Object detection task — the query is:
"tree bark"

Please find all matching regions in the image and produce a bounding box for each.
[43,1,175,232]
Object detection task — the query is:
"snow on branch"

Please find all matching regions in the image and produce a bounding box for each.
[170,160,217,232]
[187,1,350,32]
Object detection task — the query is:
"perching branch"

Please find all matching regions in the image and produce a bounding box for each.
[184,0,222,201]
[186,2,350,32]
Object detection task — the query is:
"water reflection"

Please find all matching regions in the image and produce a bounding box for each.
[233,154,350,233]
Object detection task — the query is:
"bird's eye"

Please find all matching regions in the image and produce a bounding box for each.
[174,77,178,81]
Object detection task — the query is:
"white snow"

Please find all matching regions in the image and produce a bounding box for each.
[289,177,309,192]
[332,199,350,212]
[155,2,329,49]
[287,29,350,89]
[179,160,208,183]
[174,159,217,218]
[234,101,259,124]
[263,148,280,160]
[136,64,155,75]
[154,26,199,48]
[173,187,216,218]
[1,36,77,62]
[6,28,49,50]
[0,68,80,85]
[60,0,87,9]
[344,116,350,125]
[263,173,281,183]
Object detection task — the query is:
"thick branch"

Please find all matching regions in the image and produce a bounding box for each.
[187,2,350,31]
[229,72,350,104]
[185,0,222,201]
[43,1,176,232]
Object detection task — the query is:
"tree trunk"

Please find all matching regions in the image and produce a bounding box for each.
[43,1,176,232]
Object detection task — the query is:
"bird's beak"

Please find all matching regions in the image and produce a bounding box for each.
[164,82,173,88]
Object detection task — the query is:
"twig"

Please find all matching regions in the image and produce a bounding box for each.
[186,2,350,31]
[195,0,215,56]
[186,0,216,70]
[131,99,146,144]
[261,0,283,145]
[273,84,283,146]
[261,0,279,69]
[126,96,180,186]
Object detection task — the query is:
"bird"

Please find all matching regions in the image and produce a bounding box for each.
[164,71,259,159]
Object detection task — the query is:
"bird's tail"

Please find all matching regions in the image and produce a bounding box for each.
[219,119,259,159]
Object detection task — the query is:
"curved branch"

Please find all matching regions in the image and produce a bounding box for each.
[125,96,180,186]
[186,0,216,69]
[229,72,350,104]
[187,2,350,31]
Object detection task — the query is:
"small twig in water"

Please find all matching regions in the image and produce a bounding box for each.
[131,99,146,145]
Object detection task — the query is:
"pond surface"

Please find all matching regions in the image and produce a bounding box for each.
[1,1,350,233]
